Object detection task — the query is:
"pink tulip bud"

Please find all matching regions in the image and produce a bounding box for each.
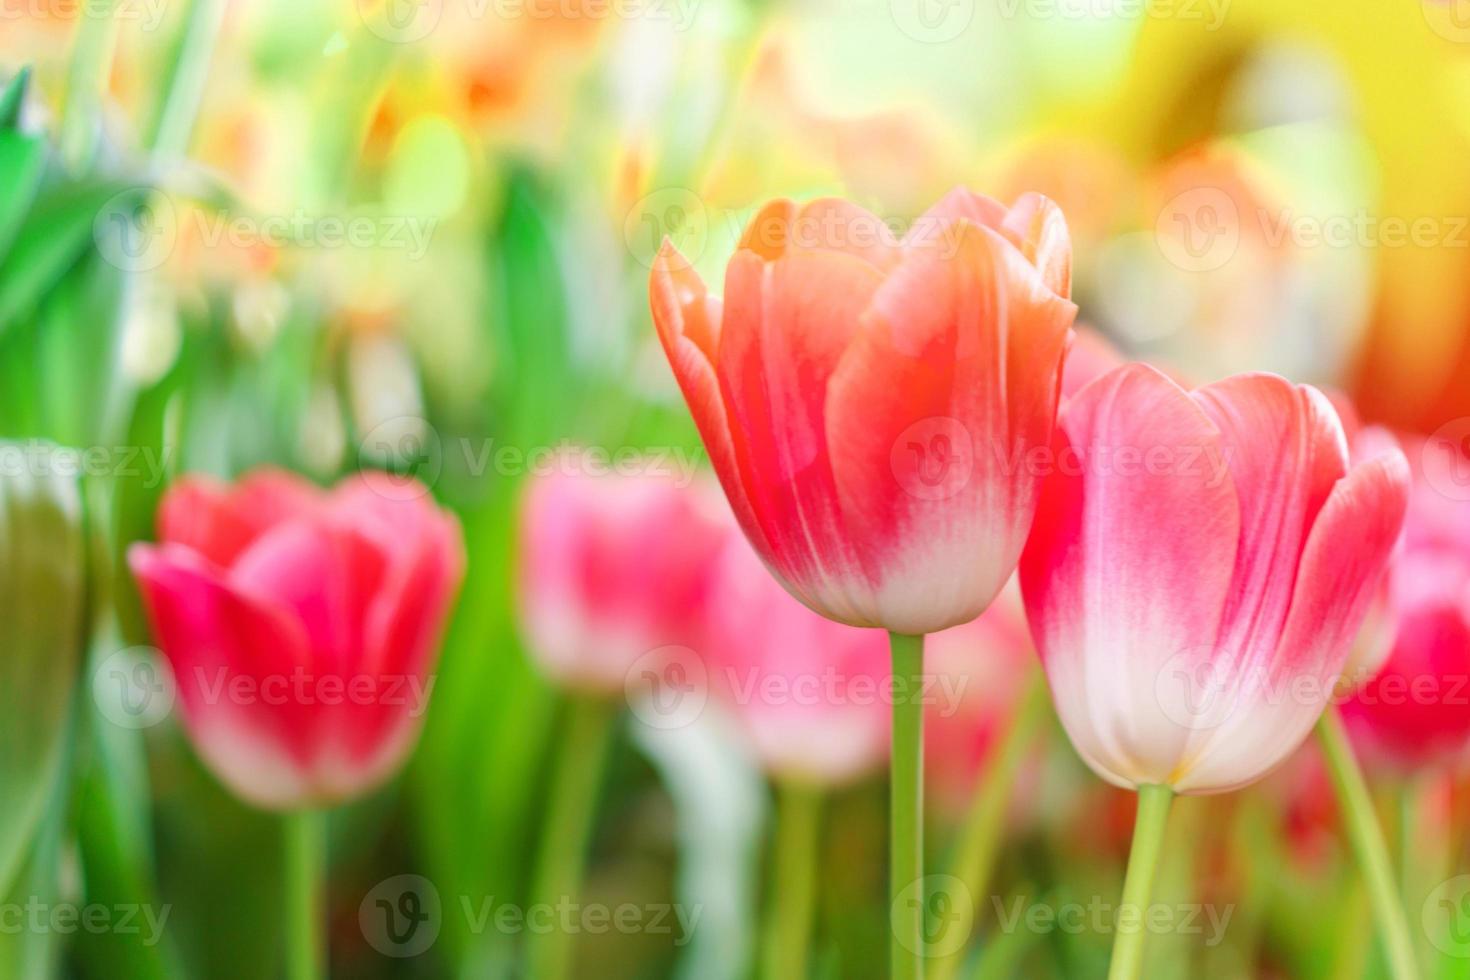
[650,188,1077,634]
[516,463,729,693]
[1020,364,1409,794]
[129,469,464,810]
[1341,435,1470,769]
[701,533,891,786]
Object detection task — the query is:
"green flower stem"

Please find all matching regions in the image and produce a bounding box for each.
[889,631,926,980]
[284,808,326,980]
[60,0,120,170]
[1106,784,1174,980]
[929,667,1051,980]
[760,780,822,980]
[525,694,616,980]
[1316,705,1421,980]
[149,0,228,160]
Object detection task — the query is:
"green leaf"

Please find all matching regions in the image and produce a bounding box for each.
[0,443,87,897]
[0,180,144,338]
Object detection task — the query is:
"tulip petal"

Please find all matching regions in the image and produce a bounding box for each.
[650,242,773,563]
[717,247,887,623]
[826,221,1074,634]
[739,197,901,271]
[1190,375,1348,683]
[128,543,318,808]
[1020,364,1241,789]
[158,469,321,569]
[1173,450,1410,793]
[1001,192,1072,298]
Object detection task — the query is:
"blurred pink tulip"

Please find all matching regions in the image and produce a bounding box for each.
[922,583,1036,812]
[129,469,464,810]
[1060,325,1126,402]
[1342,435,1470,769]
[702,534,890,786]
[650,187,1077,634]
[1020,365,1409,794]
[516,464,729,692]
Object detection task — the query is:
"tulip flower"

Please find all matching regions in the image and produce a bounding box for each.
[650,188,1075,635]
[701,533,890,980]
[516,462,729,693]
[515,462,729,980]
[130,468,464,808]
[1343,435,1470,770]
[702,533,891,788]
[651,187,1076,979]
[1019,364,1410,979]
[130,467,463,979]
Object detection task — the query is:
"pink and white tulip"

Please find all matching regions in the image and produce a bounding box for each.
[516,464,729,692]
[130,469,464,810]
[1020,364,1409,794]
[701,534,891,786]
[650,187,1077,633]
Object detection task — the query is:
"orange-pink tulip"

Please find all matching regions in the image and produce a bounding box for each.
[1020,365,1409,793]
[129,469,464,809]
[650,188,1077,634]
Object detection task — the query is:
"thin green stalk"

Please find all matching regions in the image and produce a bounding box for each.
[149,0,228,160]
[1106,784,1173,980]
[930,667,1050,980]
[60,0,120,171]
[525,694,616,980]
[284,809,326,980]
[889,631,926,980]
[1316,705,1421,980]
[760,780,822,980]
